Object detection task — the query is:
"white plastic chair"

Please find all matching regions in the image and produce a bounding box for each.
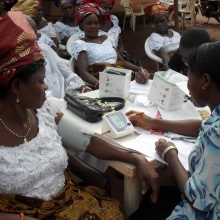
[178,0,198,28]
[66,34,80,55]
[120,0,146,31]
[144,37,162,71]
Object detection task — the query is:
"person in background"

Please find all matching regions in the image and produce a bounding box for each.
[54,0,80,46]
[72,3,149,88]
[0,0,7,19]
[128,40,220,219]
[35,2,59,47]
[25,14,89,98]
[0,12,159,220]
[144,4,180,71]
[168,27,210,75]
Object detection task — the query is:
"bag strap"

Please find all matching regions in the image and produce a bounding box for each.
[98,97,125,111]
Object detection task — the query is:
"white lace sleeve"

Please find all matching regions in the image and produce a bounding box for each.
[47,22,57,38]
[42,92,67,118]
[38,34,56,47]
[54,22,66,41]
[108,36,116,48]
[71,40,87,60]
[149,33,164,51]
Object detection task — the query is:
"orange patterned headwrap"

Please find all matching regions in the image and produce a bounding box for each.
[144,4,175,21]
[0,11,43,87]
[11,0,38,17]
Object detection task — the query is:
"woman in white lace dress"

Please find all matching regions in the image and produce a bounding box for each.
[54,0,80,46]
[0,11,159,220]
[144,4,181,70]
[72,3,149,88]
[35,3,59,47]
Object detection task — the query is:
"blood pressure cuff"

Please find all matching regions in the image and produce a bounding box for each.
[57,111,93,155]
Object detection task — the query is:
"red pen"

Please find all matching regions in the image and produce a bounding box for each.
[129,112,144,116]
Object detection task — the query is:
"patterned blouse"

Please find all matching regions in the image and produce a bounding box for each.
[167,104,220,219]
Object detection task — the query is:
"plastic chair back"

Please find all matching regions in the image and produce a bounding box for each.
[120,0,132,14]
[159,0,171,8]
[144,37,162,71]
[66,34,80,55]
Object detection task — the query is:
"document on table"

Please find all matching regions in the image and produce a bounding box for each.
[125,134,194,170]
[130,80,153,94]
[158,100,202,121]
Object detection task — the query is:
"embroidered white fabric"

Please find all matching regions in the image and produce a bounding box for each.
[71,36,117,66]
[37,22,57,38]
[0,96,69,200]
[39,44,85,98]
[149,29,181,53]
[38,34,56,47]
[76,29,108,39]
[99,15,121,47]
[54,22,80,41]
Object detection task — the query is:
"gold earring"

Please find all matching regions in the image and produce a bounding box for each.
[202,86,206,90]
[16,93,20,102]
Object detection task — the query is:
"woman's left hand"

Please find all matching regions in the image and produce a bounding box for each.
[155,138,175,157]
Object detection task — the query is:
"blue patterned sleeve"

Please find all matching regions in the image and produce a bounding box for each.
[184,123,220,212]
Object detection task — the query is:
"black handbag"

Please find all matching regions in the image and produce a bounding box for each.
[64,94,125,122]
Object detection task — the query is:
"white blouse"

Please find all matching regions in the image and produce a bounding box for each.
[37,34,56,47]
[37,22,57,38]
[54,22,80,41]
[99,15,121,48]
[149,29,181,53]
[0,96,68,200]
[71,36,117,66]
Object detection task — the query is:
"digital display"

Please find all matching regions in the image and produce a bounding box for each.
[110,114,125,128]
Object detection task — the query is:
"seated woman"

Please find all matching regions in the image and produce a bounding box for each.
[0,0,7,19]
[72,3,149,88]
[127,41,220,219]
[35,3,59,47]
[144,4,181,71]
[25,14,89,98]
[0,11,159,220]
[54,0,80,46]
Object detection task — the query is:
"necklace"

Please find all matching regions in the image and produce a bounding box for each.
[85,36,101,44]
[65,18,75,27]
[0,112,31,143]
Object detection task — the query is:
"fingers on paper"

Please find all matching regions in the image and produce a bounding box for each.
[125,110,139,116]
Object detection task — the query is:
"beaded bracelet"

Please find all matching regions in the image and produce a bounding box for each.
[95,81,99,90]
[162,146,178,161]
[20,213,24,220]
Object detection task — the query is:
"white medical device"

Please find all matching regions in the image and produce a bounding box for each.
[101,111,135,139]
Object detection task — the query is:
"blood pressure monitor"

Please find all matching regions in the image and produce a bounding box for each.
[101,111,135,139]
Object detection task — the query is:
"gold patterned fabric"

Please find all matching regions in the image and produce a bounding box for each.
[88,61,124,79]
[11,0,38,17]
[0,169,128,220]
[0,11,43,87]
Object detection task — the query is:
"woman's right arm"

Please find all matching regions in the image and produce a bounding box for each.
[126,110,202,137]
[0,213,37,220]
[154,47,170,71]
[75,51,99,87]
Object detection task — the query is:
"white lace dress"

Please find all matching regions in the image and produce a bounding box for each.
[71,36,117,65]
[149,29,181,53]
[0,96,68,200]
[38,34,56,47]
[37,22,57,38]
[39,44,85,98]
[99,15,121,48]
[54,22,80,41]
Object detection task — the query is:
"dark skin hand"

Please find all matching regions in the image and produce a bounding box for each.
[86,133,160,203]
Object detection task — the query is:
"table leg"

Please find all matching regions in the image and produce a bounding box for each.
[123,176,141,217]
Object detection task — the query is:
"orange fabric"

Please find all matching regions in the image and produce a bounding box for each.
[0,11,43,87]
[144,4,175,21]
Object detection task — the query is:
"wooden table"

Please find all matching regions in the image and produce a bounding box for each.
[63,90,163,217]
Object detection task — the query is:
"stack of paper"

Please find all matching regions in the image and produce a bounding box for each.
[130,80,153,94]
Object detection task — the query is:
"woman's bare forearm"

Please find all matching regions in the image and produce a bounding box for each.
[152,119,202,137]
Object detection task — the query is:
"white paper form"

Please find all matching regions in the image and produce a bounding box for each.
[133,105,158,135]
[158,100,202,121]
[130,80,153,94]
[126,134,194,170]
